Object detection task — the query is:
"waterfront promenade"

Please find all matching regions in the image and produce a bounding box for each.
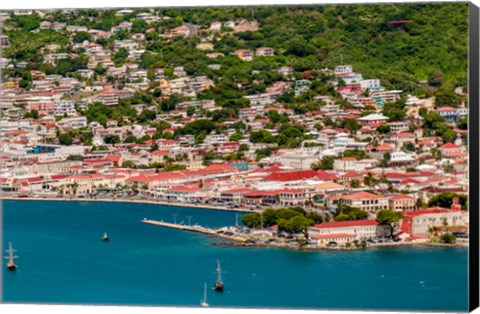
[141,219,248,242]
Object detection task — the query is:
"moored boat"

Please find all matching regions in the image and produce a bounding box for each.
[4,242,18,271]
[200,282,209,307]
[213,259,224,292]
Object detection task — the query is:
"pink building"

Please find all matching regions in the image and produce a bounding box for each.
[234,49,253,61]
[27,102,55,116]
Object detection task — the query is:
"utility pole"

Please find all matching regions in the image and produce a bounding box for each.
[172,213,178,224]
[260,212,264,238]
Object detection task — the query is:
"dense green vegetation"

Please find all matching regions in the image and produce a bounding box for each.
[3,4,468,95]
[427,192,468,210]
[375,210,405,237]
[242,207,323,236]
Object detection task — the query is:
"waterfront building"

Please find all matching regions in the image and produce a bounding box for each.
[311,233,356,246]
[400,199,469,238]
[308,219,390,241]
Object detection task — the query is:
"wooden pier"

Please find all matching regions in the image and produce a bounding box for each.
[141,219,248,242]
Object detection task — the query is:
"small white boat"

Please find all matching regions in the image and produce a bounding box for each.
[200,282,209,307]
[103,232,109,242]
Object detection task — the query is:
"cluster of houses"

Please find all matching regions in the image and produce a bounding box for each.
[0,9,470,245]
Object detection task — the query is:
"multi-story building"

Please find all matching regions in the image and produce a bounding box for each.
[388,194,416,212]
[334,65,353,75]
[54,100,77,116]
[309,219,390,241]
[255,47,275,56]
[338,191,389,211]
[234,49,254,61]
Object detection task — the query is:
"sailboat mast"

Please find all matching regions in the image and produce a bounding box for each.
[8,242,16,263]
[216,260,222,283]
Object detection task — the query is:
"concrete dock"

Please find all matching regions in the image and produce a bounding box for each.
[141,219,248,242]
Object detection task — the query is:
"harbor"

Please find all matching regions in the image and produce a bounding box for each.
[2,200,469,311]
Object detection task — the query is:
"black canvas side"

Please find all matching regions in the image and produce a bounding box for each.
[469,1,480,312]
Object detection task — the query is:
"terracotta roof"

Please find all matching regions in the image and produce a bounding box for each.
[436,106,456,111]
[169,185,203,192]
[311,233,355,239]
[389,194,415,200]
[264,170,319,182]
[399,179,421,185]
[243,190,280,197]
[372,143,394,151]
[150,150,169,156]
[341,191,385,200]
[221,188,254,194]
[341,172,362,177]
[440,143,460,150]
[67,174,104,180]
[312,219,379,229]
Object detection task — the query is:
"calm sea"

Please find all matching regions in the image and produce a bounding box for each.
[1,200,468,311]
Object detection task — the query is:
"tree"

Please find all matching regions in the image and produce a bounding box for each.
[376,124,391,134]
[440,233,456,244]
[122,160,137,168]
[278,215,314,238]
[19,78,30,89]
[311,156,334,170]
[382,100,406,122]
[376,210,405,237]
[66,154,84,161]
[137,109,157,123]
[59,133,73,146]
[335,205,368,221]
[350,179,361,188]
[341,118,361,134]
[416,198,425,209]
[402,142,416,152]
[104,135,121,144]
[24,110,39,119]
[229,133,244,142]
[428,192,467,210]
[428,69,445,87]
[186,106,196,117]
[457,117,467,130]
[238,144,249,152]
[73,31,92,43]
[241,213,261,228]
[364,173,378,187]
[435,88,462,107]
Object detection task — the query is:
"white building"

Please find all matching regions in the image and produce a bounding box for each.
[338,191,389,211]
[334,65,353,76]
[309,219,390,241]
[54,101,77,117]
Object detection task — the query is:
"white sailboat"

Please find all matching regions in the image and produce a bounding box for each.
[200,282,209,307]
[4,242,18,270]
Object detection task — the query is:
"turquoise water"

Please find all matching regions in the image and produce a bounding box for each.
[2,200,468,311]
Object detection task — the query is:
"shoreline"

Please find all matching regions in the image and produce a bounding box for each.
[142,218,468,251]
[2,197,468,251]
[0,196,253,213]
